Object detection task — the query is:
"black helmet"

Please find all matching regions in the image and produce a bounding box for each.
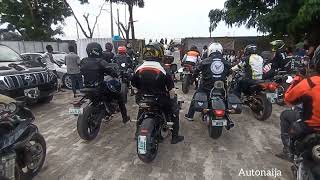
[244,44,257,56]
[86,42,103,58]
[143,42,164,61]
[105,42,113,51]
[190,45,198,51]
[312,45,320,73]
[270,40,285,52]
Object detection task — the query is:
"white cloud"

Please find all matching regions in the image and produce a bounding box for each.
[60,0,261,40]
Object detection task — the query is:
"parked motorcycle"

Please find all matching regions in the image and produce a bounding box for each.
[230,71,273,121]
[136,94,183,163]
[69,79,121,141]
[0,95,46,180]
[193,81,242,139]
[178,64,195,94]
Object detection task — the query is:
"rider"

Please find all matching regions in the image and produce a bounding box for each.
[113,46,133,68]
[277,45,320,161]
[182,45,201,66]
[264,40,287,79]
[126,43,137,59]
[232,44,264,98]
[185,43,232,121]
[80,42,130,123]
[102,42,115,63]
[131,42,184,144]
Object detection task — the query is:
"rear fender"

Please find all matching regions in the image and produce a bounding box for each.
[210,96,226,110]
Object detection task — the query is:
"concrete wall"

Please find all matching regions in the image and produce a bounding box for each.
[76,38,113,59]
[0,40,73,54]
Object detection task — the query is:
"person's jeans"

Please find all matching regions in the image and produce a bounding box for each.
[69,74,83,95]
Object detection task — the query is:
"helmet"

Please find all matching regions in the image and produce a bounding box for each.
[143,42,164,60]
[86,42,103,58]
[270,40,285,52]
[105,42,113,51]
[118,46,127,54]
[208,42,223,56]
[126,43,132,49]
[244,44,257,56]
[312,45,320,73]
[190,45,198,51]
[105,78,121,93]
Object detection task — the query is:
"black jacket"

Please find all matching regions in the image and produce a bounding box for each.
[271,49,287,71]
[102,51,115,63]
[127,48,137,59]
[132,60,174,95]
[194,53,231,90]
[80,57,118,87]
[113,54,133,70]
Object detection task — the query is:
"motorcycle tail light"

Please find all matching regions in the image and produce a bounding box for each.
[213,109,225,118]
[140,128,148,135]
[267,82,278,91]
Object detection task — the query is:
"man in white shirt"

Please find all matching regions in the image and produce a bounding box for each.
[44,45,62,91]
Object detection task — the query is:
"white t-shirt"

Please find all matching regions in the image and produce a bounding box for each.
[43,53,56,70]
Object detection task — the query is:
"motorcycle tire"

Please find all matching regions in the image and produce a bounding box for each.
[252,94,272,121]
[208,121,223,139]
[121,83,128,103]
[77,106,102,141]
[182,75,190,94]
[16,133,46,180]
[296,162,315,180]
[137,118,158,163]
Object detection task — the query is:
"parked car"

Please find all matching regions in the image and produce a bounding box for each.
[21,52,74,89]
[0,44,57,103]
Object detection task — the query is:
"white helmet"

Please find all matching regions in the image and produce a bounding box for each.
[208,43,223,56]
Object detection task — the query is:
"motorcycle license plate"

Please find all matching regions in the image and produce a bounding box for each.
[138,136,147,154]
[212,120,227,127]
[69,107,83,115]
[266,93,277,103]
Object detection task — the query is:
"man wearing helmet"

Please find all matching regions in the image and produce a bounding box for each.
[113,46,133,68]
[132,42,184,144]
[126,43,138,60]
[185,43,232,121]
[264,40,287,79]
[232,44,264,98]
[276,45,320,161]
[102,42,115,63]
[80,42,130,124]
[182,45,201,66]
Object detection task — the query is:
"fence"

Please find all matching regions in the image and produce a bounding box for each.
[0,40,74,54]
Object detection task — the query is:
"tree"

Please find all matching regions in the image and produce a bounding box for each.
[64,0,105,38]
[209,0,320,44]
[0,0,72,40]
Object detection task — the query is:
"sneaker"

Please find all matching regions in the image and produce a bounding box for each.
[184,114,193,121]
[275,151,293,162]
[171,135,184,144]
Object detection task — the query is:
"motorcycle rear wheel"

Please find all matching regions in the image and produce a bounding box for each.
[77,106,103,141]
[182,75,190,94]
[251,94,272,121]
[208,122,223,139]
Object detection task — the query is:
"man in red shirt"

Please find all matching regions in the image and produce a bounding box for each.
[277,45,320,161]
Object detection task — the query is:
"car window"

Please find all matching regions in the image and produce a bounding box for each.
[0,45,22,62]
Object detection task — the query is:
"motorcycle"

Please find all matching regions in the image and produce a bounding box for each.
[69,79,121,141]
[193,81,242,139]
[0,95,46,180]
[178,64,195,94]
[136,94,183,163]
[118,61,134,102]
[163,55,178,82]
[230,71,273,121]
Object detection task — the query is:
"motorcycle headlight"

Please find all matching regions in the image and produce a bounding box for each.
[7,102,17,113]
[0,103,6,112]
[121,63,126,68]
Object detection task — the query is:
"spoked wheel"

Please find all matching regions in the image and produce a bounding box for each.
[63,74,72,89]
[16,133,46,180]
[250,94,272,121]
[77,106,103,141]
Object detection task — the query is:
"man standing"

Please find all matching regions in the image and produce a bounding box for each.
[44,45,62,91]
[102,42,115,63]
[65,46,83,98]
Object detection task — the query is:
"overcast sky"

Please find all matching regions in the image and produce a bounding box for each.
[60,0,261,40]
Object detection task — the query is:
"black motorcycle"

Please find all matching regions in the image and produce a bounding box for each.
[0,96,46,180]
[118,61,134,102]
[193,81,242,139]
[178,64,195,94]
[230,71,273,121]
[136,94,183,163]
[70,79,121,141]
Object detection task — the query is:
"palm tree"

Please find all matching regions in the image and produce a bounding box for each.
[107,0,144,40]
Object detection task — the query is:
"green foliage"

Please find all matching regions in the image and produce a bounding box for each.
[209,0,320,43]
[0,0,72,41]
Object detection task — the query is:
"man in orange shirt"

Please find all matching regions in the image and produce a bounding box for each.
[277,45,320,161]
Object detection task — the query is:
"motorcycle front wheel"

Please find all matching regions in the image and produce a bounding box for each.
[77,105,103,141]
[16,133,46,180]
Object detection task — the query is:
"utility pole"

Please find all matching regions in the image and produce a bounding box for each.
[117,8,120,36]
[110,1,114,38]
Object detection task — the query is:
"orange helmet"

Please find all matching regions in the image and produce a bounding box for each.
[118,46,127,54]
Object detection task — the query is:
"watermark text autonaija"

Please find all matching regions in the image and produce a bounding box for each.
[238,168,282,178]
